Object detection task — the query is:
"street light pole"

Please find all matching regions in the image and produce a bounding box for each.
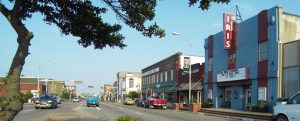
[37,60,56,96]
[172,32,192,105]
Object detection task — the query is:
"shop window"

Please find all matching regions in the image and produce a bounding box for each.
[259,41,268,61]
[283,66,299,98]
[208,57,213,71]
[229,53,236,64]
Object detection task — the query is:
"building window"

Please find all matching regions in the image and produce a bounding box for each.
[156,74,159,83]
[229,53,236,64]
[208,89,213,99]
[165,71,168,81]
[259,41,268,61]
[170,69,174,81]
[152,75,155,84]
[208,57,213,71]
[161,72,163,83]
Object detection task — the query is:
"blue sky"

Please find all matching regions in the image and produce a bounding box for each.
[1,0,299,93]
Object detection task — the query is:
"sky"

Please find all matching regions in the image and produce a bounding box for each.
[1,0,299,94]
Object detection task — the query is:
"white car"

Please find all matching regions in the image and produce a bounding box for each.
[72,98,80,102]
[273,92,300,121]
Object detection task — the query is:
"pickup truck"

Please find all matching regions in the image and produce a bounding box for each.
[145,96,167,109]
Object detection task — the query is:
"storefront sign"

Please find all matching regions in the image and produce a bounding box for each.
[217,67,248,82]
[143,67,159,76]
[223,13,235,49]
[183,57,190,73]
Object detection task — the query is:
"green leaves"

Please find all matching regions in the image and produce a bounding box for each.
[189,0,230,10]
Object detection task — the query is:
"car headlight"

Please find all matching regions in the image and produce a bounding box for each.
[48,100,53,103]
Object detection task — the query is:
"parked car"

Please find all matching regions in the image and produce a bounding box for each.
[123,98,134,105]
[86,96,100,107]
[72,97,80,102]
[273,92,300,121]
[145,96,167,109]
[136,98,146,107]
[35,95,58,109]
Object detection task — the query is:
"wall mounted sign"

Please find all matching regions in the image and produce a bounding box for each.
[223,13,236,49]
[217,67,248,82]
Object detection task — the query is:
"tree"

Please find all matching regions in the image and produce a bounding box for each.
[127,91,138,99]
[0,0,230,120]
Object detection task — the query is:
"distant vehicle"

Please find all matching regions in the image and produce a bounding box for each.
[273,91,300,121]
[145,96,167,109]
[72,98,80,102]
[35,95,58,109]
[86,96,100,107]
[123,98,134,105]
[136,98,146,107]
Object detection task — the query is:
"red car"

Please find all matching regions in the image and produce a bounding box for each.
[145,96,167,109]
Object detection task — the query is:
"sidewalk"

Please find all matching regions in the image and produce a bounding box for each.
[200,108,272,121]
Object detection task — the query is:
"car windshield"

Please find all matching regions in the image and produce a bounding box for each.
[1,1,298,121]
[39,95,54,99]
[88,96,97,99]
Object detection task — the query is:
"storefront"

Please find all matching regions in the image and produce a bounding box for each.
[203,6,288,110]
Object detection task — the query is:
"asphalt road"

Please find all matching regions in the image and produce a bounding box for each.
[13,101,238,121]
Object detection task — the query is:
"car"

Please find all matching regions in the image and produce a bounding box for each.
[145,96,167,109]
[123,98,134,105]
[47,93,61,104]
[273,92,300,121]
[86,96,100,107]
[136,98,146,107]
[55,96,61,104]
[35,95,58,109]
[72,98,80,102]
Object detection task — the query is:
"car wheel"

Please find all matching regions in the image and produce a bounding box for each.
[276,115,288,121]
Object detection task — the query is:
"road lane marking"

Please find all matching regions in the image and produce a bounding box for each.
[96,107,101,110]
[120,107,124,110]
[72,103,82,110]
[23,109,33,112]
[135,111,143,115]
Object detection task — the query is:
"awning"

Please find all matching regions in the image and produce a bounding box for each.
[178,81,203,91]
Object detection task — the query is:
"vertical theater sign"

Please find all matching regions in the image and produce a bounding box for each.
[223,13,236,50]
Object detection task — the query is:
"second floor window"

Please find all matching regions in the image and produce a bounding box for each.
[229,53,236,64]
[259,41,268,61]
[129,78,134,88]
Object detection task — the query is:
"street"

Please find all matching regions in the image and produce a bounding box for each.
[13,101,237,121]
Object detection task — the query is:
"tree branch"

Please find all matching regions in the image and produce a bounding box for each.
[12,0,22,18]
[0,3,11,19]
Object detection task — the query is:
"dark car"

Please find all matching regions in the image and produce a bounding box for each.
[136,98,146,107]
[86,96,100,107]
[35,95,58,109]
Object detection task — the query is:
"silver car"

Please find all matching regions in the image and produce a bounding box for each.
[35,95,58,109]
